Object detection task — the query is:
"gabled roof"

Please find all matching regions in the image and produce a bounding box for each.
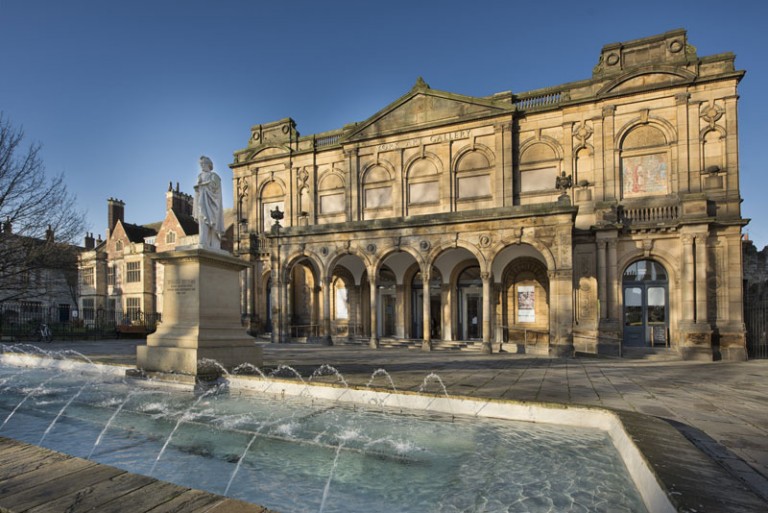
[342,78,513,143]
[121,222,157,243]
[175,213,199,235]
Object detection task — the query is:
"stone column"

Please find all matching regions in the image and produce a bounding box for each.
[602,105,617,201]
[681,234,695,322]
[695,234,709,324]
[482,271,493,354]
[606,239,619,321]
[395,284,406,339]
[676,93,691,193]
[422,267,432,351]
[369,274,379,348]
[597,240,607,320]
[548,269,574,357]
[322,275,333,345]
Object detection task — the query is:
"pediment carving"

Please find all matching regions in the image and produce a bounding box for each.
[346,88,510,142]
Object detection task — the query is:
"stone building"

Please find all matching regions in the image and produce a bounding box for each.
[232,29,746,360]
[0,221,80,331]
[78,183,231,327]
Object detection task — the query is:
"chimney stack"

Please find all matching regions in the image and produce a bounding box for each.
[84,232,95,249]
[2,218,11,235]
[45,224,54,243]
[166,183,193,217]
[107,198,125,237]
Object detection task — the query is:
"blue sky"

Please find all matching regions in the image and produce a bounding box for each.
[2,0,767,246]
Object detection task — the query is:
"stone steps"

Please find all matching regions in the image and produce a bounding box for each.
[622,347,681,360]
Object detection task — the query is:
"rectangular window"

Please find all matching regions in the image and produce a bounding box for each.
[126,297,141,322]
[320,193,345,214]
[409,181,439,204]
[107,266,115,287]
[520,167,558,193]
[457,175,491,199]
[82,298,95,322]
[364,186,392,209]
[126,261,141,283]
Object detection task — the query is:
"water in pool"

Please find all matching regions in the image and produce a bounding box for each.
[0,363,647,513]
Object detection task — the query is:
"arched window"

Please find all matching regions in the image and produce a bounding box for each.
[406,158,440,208]
[318,172,345,216]
[620,125,670,199]
[519,142,559,194]
[456,151,492,210]
[363,165,393,219]
[261,181,285,232]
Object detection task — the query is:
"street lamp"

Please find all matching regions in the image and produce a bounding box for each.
[236,177,249,254]
[269,206,284,343]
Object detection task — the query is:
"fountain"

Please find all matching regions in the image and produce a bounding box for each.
[0,347,674,513]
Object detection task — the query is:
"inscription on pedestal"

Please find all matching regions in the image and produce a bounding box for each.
[168,279,197,296]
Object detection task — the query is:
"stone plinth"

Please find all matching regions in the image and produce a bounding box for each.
[137,248,262,375]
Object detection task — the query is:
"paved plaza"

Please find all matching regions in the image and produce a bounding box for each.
[6,339,768,509]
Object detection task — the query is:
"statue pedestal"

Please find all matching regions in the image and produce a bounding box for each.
[137,248,262,376]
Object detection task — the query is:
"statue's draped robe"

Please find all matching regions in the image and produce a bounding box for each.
[194,170,224,248]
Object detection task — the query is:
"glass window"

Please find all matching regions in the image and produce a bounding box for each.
[80,267,95,286]
[624,287,643,326]
[126,261,141,283]
[623,260,667,282]
[647,287,666,323]
[126,297,141,321]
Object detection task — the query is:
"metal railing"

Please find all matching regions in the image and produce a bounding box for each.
[744,298,768,359]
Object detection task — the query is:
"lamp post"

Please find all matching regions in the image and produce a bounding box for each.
[236,178,249,255]
[270,207,284,343]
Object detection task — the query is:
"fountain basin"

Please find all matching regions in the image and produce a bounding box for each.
[0,352,671,512]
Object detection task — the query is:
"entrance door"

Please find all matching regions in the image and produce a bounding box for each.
[622,260,668,347]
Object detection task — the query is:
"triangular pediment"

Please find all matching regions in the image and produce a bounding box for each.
[346,81,511,141]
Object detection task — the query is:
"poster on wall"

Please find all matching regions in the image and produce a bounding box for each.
[622,153,669,198]
[517,285,535,323]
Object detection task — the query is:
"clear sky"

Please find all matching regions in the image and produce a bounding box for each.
[2,0,766,246]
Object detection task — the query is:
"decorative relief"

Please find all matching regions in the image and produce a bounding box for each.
[366,243,377,254]
[572,121,593,146]
[320,246,329,257]
[419,240,431,251]
[700,101,724,129]
[478,234,491,248]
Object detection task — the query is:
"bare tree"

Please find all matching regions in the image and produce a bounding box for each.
[0,113,86,306]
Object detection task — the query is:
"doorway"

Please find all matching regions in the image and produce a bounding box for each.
[623,260,668,347]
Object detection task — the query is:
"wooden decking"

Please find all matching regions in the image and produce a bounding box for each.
[0,436,275,513]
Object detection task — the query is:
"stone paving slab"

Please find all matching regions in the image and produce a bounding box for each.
[0,437,274,513]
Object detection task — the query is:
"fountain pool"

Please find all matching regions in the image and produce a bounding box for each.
[0,355,670,513]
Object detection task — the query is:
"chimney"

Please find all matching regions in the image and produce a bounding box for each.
[166,183,193,217]
[107,198,125,237]
[84,232,95,250]
[2,218,10,235]
[45,224,54,243]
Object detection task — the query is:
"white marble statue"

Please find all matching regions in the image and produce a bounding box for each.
[193,155,224,249]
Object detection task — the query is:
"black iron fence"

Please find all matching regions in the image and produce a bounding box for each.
[0,304,160,342]
[744,298,768,359]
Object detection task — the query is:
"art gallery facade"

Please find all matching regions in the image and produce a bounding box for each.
[231,30,747,360]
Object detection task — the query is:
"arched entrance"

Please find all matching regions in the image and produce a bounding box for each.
[622,260,669,347]
[500,256,550,346]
